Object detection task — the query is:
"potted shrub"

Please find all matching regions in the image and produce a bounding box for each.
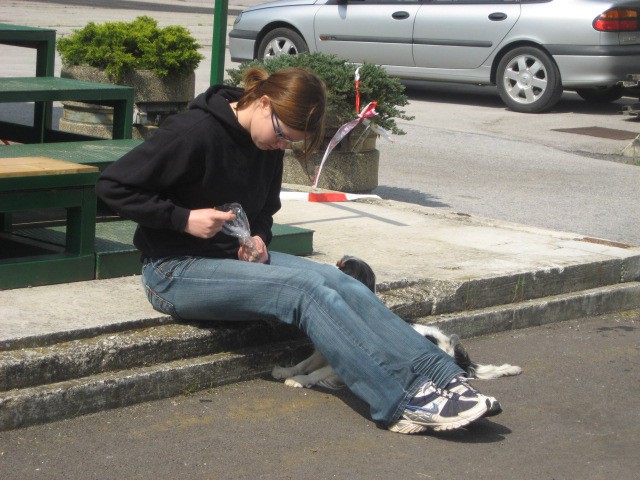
[57,16,204,139]
[226,53,413,193]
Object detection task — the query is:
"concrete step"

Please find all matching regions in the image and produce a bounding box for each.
[1,281,638,431]
[0,338,313,431]
[0,320,305,392]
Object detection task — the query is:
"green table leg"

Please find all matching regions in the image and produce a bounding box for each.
[65,185,97,255]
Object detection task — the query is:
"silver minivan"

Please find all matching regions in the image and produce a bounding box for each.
[229,0,640,112]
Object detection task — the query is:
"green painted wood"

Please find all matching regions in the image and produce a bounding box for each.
[16,220,315,281]
[0,171,99,193]
[0,232,95,289]
[0,25,56,66]
[0,252,95,289]
[0,25,56,80]
[0,232,62,259]
[0,77,133,101]
[0,23,57,139]
[270,223,314,256]
[0,77,134,141]
[0,169,98,288]
[0,188,85,212]
[0,139,143,171]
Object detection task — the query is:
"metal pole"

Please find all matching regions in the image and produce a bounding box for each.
[210,0,229,85]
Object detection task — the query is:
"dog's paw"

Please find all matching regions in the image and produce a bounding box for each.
[474,363,523,379]
[284,377,307,388]
[284,375,318,388]
[272,365,294,380]
[502,364,523,376]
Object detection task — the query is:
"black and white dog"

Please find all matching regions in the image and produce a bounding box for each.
[272,255,521,389]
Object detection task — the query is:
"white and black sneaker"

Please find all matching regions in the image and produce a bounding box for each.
[447,377,503,417]
[388,380,489,434]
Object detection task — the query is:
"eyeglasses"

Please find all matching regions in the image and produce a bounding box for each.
[271,111,292,145]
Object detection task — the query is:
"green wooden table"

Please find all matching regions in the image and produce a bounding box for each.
[0,23,57,143]
[0,24,56,77]
[0,156,99,289]
[0,139,142,171]
[0,77,134,143]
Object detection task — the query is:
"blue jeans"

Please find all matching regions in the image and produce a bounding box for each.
[141,252,464,425]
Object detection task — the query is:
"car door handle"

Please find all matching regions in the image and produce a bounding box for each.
[488,12,508,21]
[392,11,410,20]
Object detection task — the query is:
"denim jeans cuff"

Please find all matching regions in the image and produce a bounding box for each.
[385,375,431,427]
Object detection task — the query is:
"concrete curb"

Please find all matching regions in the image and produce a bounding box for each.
[420,282,640,338]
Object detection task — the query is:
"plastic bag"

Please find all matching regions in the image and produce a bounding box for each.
[217,202,259,259]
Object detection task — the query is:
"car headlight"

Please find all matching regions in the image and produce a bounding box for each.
[234,12,242,25]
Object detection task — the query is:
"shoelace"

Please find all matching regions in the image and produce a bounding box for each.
[449,378,478,394]
[413,383,459,403]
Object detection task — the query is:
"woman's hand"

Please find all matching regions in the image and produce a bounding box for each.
[185,208,235,239]
[238,235,269,263]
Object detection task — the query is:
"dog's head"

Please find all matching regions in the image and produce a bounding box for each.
[449,335,473,374]
[337,255,376,293]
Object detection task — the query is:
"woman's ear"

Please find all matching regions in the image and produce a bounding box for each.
[259,95,271,114]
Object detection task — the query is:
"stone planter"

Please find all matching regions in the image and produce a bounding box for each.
[59,65,195,140]
[283,123,380,193]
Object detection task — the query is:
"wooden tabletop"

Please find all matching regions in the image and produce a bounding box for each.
[0,156,99,178]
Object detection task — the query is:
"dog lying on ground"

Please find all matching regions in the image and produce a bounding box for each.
[272,255,522,389]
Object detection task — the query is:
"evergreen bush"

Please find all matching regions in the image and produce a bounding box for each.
[57,16,203,82]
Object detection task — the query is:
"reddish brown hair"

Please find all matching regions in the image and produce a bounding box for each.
[237,67,326,154]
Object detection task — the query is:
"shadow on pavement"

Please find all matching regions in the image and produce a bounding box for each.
[373,185,450,209]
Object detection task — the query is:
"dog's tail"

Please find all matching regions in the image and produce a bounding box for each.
[468,363,522,380]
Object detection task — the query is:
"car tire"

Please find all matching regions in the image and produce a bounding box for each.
[575,85,624,104]
[496,46,562,113]
[257,28,309,60]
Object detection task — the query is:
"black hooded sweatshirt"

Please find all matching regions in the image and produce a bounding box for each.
[96,85,284,259]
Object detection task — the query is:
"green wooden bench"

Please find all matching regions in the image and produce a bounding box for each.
[0,77,134,143]
[1,23,57,144]
[0,157,99,289]
[1,24,134,144]
[0,143,314,287]
[16,220,314,281]
[0,139,143,172]
[0,24,56,77]
[0,139,142,233]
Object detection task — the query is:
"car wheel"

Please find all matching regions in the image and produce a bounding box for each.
[496,46,562,113]
[257,28,309,60]
[575,85,624,104]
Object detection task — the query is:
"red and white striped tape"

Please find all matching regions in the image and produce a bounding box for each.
[280,191,381,202]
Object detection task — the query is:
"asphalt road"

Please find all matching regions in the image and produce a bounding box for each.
[374,82,640,247]
[1,310,638,480]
